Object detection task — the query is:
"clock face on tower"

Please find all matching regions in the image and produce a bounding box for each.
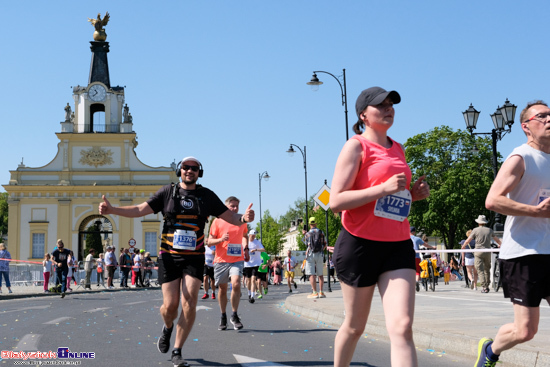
[88,84,107,102]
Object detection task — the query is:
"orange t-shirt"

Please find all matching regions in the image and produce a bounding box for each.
[209,218,248,264]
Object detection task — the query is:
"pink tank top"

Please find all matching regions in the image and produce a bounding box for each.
[342,135,412,242]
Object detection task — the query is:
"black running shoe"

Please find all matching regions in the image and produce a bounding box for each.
[218,315,227,331]
[171,350,190,367]
[230,314,243,330]
[249,297,255,304]
[157,325,173,354]
[294,282,297,289]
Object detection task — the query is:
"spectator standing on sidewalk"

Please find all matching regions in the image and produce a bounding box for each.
[460,229,476,289]
[304,217,327,299]
[474,100,550,366]
[96,253,105,286]
[105,246,117,289]
[43,253,52,293]
[0,243,13,294]
[330,87,430,367]
[119,248,131,288]
[84,249,96,290]
[463,215,501,293]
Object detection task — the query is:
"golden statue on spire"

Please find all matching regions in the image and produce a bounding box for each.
[88,12,110,41]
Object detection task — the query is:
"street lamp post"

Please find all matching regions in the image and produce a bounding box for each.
[307,69,349,141]
[286,144,308,229]
[462,99,517,230]
[258,171,270,241]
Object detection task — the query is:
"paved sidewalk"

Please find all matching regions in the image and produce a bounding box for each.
[284,280,550,367]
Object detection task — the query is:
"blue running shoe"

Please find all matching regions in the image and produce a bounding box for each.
[475,338,497,367]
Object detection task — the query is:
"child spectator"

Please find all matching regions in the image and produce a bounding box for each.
[43,254,52,292]
[443,262,451,285]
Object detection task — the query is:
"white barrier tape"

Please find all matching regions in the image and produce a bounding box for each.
[416,248,499,253]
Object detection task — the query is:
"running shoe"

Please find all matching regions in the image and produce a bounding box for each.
[157,325,173,354]
[257,294,263,299]
[416,282,420,292]
[249,297,255,304]
[211,292,216,300]
[294,282,297,289]
[9,290,13,294]
[318,291,326,298]
[61,292,66,299]
[201,293,209,299]
[307,292,319,299]
[474,338,497,367]
[218,315,227,331]
[288,289,293,293]
[264,288,268,295]
[171,349,190,367]
[230,314,243,330]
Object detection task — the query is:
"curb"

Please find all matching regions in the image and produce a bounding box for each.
[283,300,550,367]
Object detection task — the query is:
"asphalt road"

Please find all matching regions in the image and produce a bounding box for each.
[0,283,475,366]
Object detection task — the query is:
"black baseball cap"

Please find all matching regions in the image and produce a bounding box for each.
[355,87,401,122]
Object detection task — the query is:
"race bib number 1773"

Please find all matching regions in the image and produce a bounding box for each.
[373,190,411,222]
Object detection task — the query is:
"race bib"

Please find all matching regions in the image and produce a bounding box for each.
[538,188,550,204]
[173,229,197,251]
[227,243,242,257]
[374,190,411,222]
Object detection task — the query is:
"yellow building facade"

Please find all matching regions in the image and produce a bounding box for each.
[3,21,176,262]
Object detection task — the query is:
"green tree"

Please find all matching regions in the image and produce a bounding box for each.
[85,222,104,256]
[404,126,497,248]
[0,192,8,235]
[255,210,284,255]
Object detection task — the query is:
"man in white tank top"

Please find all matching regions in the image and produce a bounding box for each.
[474,100,550,367]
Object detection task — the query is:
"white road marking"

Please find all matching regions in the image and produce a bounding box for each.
[14,334,41,351]
[43,317,73,324]
[83,307,111,313]
[123,301,147,305]
[196,306,212,311]
[233,354,292,366]
[1,305,50,314]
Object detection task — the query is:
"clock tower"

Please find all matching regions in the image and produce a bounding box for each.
[4,14,176,263]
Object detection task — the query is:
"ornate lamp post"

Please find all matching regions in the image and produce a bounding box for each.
[286,144,308,229]
[258,171,270,240]
[307,69,349,140]
[462,99,517,230]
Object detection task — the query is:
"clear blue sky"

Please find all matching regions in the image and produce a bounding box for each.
[2,1,549,228]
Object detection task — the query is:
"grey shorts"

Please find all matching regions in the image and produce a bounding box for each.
[214,261,244,286]
[305,252,324,276]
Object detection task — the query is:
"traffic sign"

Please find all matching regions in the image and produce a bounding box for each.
[128,238,136,248]
[314,184,331,211]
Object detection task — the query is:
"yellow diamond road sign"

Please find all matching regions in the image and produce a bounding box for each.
[314,184,331,211]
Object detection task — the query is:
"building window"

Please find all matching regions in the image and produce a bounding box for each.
[145,232,157,256]
[32,233,45,259]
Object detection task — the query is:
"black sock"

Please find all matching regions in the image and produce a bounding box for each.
[172,348,182,355]
[164,325,173,333]
[232,311,238,318]
[221,312,227,318]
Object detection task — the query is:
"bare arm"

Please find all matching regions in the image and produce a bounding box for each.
[486,155,550,218]
[329,139,415,212]
[99,195,153,218]
[217,203,255,226]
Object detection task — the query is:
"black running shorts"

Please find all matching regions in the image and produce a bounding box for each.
[500,254,550,307]
[158,252,205,284]
[333,227,415,287]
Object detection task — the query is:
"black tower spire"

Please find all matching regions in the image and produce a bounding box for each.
[89,41,111,87]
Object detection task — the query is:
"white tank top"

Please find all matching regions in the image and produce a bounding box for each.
[500,144,550,259]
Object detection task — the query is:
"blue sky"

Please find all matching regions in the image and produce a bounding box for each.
[1,1,549,227]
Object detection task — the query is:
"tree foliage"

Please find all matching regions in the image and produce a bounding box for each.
[85,222,104,256]
[404,126,498,248]
[0,192,8,235]
[255,210,285,255]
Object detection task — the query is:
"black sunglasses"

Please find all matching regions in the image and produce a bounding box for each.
[181,165,200,172]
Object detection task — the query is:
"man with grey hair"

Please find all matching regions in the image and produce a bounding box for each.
[474,100,550,366]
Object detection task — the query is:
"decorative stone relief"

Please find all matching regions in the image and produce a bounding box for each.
[79,146,114,167]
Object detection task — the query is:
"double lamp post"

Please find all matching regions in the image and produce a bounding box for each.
[462,99,517,231]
